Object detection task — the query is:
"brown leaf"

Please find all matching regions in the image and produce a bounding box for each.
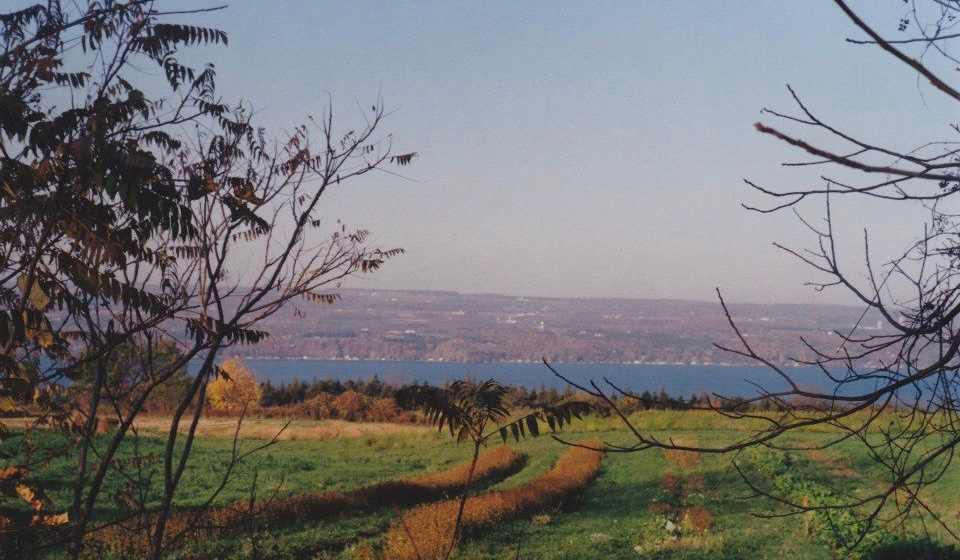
[17,274,49,310]
[31,511,68,526]
[0,467,26,481]
[16,483,44,511]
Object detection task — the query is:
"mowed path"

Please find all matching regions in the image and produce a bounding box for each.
[456,430,855,559]
[383,442,605,559]
[16,417,945,558]
[158,433,609,558]
[96,446,527,557]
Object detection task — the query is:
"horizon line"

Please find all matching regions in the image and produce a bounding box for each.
[335,286,866,309]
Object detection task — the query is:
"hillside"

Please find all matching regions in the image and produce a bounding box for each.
[241,289,888,366]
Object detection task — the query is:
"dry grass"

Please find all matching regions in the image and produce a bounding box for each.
[133,416,430,440]
[383,441,604,560]
[644,437,718,552]
[681,506,714,533]
[649,501,673,515]
[661,473,680,492]
[92,446,525,556]
[662,437,702,471]
[685,473,705,491]
[640,532,725,554]
[585,408,912,435]
[806,449,857,479]
[2,416,430,440]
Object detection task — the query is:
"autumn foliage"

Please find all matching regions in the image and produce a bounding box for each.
[383,442,604,560]
[206,358,262,414]
[262,390,416,423]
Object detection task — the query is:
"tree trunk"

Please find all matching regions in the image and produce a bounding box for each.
[445,440,481,560]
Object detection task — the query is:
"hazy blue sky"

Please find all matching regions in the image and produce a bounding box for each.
[149,2,960,303]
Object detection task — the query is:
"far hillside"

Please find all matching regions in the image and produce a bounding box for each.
[240,289,888,366]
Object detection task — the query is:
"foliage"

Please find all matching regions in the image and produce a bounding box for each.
[0,1,409,556]
[0,2,238,551]
[0,0,228,395]
[207,358,262,414]
[399,379,510,444]
[397,379,593,445]
[735,446,924,559]
[260,376,394,407]
[72,338,189,414]
[259,378,742,427]
[290,392,409,423]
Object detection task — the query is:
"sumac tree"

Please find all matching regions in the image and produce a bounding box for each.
[0,2,411,557]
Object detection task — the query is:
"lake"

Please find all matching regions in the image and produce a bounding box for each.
[238,359,880,398]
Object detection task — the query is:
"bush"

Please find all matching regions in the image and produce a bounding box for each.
[207,358,262,414]
[332,390,366,421]
[367,397,402,422]
[303,393,337,419]
[260,391,416,423]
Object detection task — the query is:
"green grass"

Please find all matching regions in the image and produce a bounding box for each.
[6,414,960,559]
[456,431,832,560]
[2,428,472,521]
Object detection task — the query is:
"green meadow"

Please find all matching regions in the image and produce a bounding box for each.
[5,412,960,559]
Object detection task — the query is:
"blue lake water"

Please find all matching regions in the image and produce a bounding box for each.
[237,359,880,398]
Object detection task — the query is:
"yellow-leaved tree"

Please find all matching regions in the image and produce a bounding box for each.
[207,358,262,414]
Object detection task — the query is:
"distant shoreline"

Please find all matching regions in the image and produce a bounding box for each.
[234,356,807,369]
[197,358,866,398]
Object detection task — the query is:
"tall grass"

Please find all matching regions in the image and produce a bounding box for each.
[92,446,524,556]
[383,441,604,560]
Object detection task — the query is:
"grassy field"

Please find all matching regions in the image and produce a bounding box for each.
[5,412,960,559]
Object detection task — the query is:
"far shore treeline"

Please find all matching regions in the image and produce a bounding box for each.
[251,376,783,424]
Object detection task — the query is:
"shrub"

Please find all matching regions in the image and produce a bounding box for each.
[207,358,262,414]
[332,390,366,421]
[734,447,932,559]
[260,391,417,423]
[738,445,791,478]
[367,397,403,422]
[303,392,337,419]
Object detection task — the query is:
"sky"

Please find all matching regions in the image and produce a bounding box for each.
[69,1,960,304]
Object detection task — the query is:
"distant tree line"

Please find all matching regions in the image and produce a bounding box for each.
[254,376,788,423]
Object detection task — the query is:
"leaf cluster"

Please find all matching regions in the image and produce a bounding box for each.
[398,378,593,445]
[0,1,241,380]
